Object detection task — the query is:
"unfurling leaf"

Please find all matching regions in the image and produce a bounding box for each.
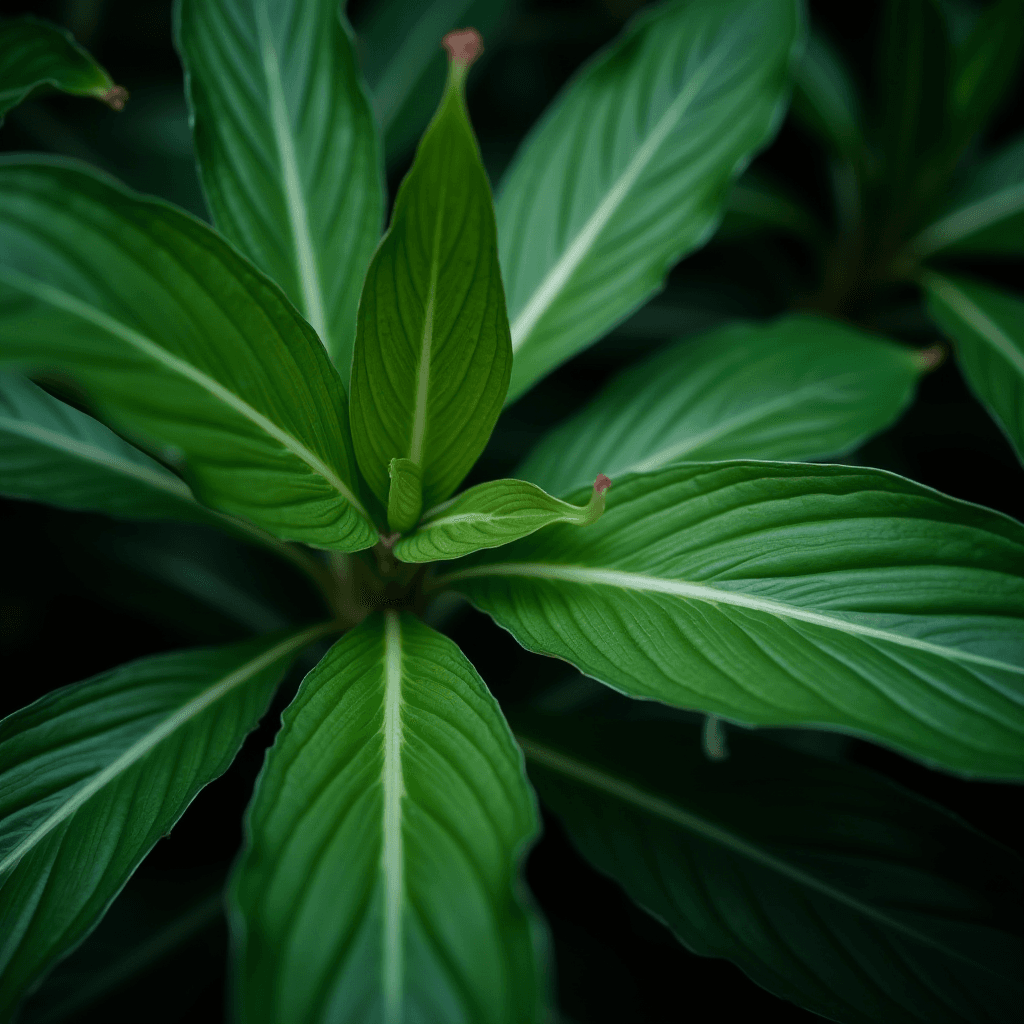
[387,456,423,533]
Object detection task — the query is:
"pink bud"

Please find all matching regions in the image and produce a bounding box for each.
[594,474,612,494]
[443,28,483,68]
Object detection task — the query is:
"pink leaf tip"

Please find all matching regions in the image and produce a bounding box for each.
[100,85,128,111]
[443,28,483,68]
[594,474,612,494]
[915,344,945,372]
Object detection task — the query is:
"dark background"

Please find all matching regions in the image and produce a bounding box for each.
[2,0,1023,1021]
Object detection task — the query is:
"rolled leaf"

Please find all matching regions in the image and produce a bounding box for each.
[0,16,125,125]
[350,31,512,509]
[496,0,800,402]
[0,158,377,551]
[395,475,610,563]
[387,456,424,533]
[176,0,382,374]
[437,462,1024,779]
[518,316,925,497]
[0,627,325,1018]
[231,612,545,1023]
[923,273,1024,463]
[518,712,1024,1024]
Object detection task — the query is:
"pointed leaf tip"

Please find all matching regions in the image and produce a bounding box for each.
[443,28,483,68]
[100,85,129,111]
[915,344,946,372]
[595,474,612,494]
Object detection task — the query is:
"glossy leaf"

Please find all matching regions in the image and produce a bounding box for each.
[231,612,545,1023]
[518,317,925,497]
[350,33,512,509]
[496,0,800,403]
[518,712,1024,1024]
[387,456,423,533]
[0,159,377,551]
[438,462,1024,778]
[394,475,610,564]
[0,627,325,1018]
[176,0,382,374]
[791,30,863,161]
[924,273,1024,463]
[0,16,125,125]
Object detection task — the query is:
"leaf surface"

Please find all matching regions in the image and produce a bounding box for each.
[232,612,544,1023]
[518,317,924,496]
[438,462,1024,778]
[496,0,800,402]
[176,0,382,374]
[791,30,863,161]
[0,159,377,551]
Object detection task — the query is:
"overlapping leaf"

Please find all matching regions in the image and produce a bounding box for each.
[232,613,544,1023]
[496,0,800,402]
[176,0,382,374]
[0,158,377,551]
[439,462,1024,778]
[791,30,863,161]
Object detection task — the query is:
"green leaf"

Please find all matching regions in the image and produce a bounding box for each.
[923,273,1024,463]
[387,457,424,533]
[437,462,1024,779]
[791,29,863,162]
[720,171,823,243]
[0,627,325,1018]
[231,612,545,1022]
[496,0,801,403]
[518,712,1024,1024]
[350,33,512,510]
[0,16,125,125]
[0,158,377,552]
[518,316,926,497]
[394,475,610,564]
[176,0,382,374]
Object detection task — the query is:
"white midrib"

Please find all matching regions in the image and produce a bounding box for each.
[381,611,406,1023]
[509,45,727,353]
[518,738,1006,976]
[438,563,1024,676]
[914,182,1024,257]
[0,626,324,877]
[422,506,583,530]
[256,5,329,349]
[0,268,369,519]
[925,273,1024,377]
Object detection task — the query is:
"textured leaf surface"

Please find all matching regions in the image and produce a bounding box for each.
[496,0,800,402]
[518,317,924,497]
[438,462,1024,778]
[0,159,377,551]
[0,628,322,1018]
[232,612,544,1023]
[518,712,1024,1024]
[350,41,511,509]
[924,273,1024,463]
[394,476,608,563]
[177,0,382,373]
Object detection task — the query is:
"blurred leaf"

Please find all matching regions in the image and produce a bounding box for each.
[924,273,1024,464]
[0,628,325,1019]
[231,613,546,1022]
[719,171,823,242]
[518,712,1024,1024]
[176,0,382,375]
[518,316,925,497]
[497,0,801,403]
[0,159,377,551]
[439,462,1024,778]
[792,29,863,162]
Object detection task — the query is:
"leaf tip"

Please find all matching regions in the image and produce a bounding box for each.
[99,85,129,111]
[594,474,612,495]
[443,28,483,70]
[914,344,945,373]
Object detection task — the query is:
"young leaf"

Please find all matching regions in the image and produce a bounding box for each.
[518,316,926,497]
[0,627,325,1019]
[0,158,377,552]
[791,30,863,162]
[517,712,1024,1024]
[231,613,546,1023]
[387,456,424,533]
[436,462,1024,779]
[176,0,382,374]
[923,273,1024,463]
[0,16,126,125]
[496,0,801,403]
[394,475,610,563]
[350,31,512,510]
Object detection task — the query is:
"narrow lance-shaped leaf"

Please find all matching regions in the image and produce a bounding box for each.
[791,29,863,162]
[231,612,546,1023]
[350,30,512,511]
[0,16,126,125]
[176,0,382,374]
[0,159,377,551]
[517,711,1024,1024]
[923,272,1024,464]
[437,462,1024,779]
[0,626,327,1019]
[496,0,800,403]
[518,316,927,497]
[395,475,610,564]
